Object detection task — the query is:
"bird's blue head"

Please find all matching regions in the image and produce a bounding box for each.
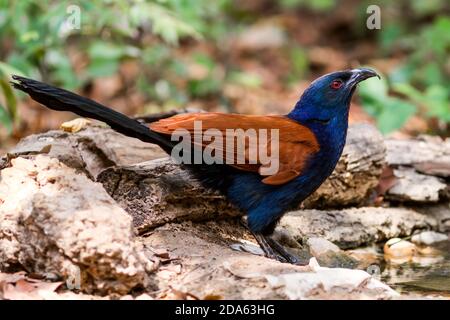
[288,68,380,124]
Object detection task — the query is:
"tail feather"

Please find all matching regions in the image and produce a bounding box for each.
[11,75,172,149]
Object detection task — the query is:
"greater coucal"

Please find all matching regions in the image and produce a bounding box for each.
[11,68,379,264]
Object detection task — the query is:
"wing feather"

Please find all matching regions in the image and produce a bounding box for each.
[150,113,319,185]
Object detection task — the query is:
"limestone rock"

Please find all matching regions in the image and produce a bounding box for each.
[0,155,150,294]
[279,207,434,249]
[411,231,448,245]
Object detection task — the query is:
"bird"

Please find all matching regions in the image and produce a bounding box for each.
[11,68,379,264]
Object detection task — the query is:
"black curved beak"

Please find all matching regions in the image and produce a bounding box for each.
[348,68,380,87]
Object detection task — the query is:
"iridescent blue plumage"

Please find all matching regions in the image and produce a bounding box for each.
[228,71,362,234]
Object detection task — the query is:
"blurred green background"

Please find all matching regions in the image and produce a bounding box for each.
[0,0,449,147]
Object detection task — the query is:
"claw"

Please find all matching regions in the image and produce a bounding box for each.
[252,232,305,264]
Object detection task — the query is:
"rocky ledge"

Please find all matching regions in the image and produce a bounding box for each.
[0,123,449,299]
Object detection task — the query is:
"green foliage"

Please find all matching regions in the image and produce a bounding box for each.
[393,83,450,122]
[399,17,450,91]
[359,74,449,134]
[359,75,417,134]
[280,0,336,11]
[0,0,448,136]
[362,3,450,134]
[0,62,23,132]
[0,0,233,133]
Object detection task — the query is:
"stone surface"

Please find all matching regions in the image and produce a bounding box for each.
[307,237,341,256]
[305,237,358,268]
[384,135,450,203]
[278,207,435,249]
[387,167,448,202]
[2,125,449,299]
[140,220,398,300]
[415,204,450,233]
[384,238,417,259]
[0,155,150,294]
[411,231,448,245]
[3,125,166,178]
[265,258,398,300]
[98,158,242,233]
[385,135,450,176]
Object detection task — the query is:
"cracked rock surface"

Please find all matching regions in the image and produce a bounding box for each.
[1,124,449,299]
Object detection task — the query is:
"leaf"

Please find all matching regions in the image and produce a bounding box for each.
[228,71,262,88]
[0,61,25,79]
[361,101,382,118]
[358,75,388,104]
[376,98,417,134]
[88,42,126,60]
[45,50,80,89]
[0,79,17,120]
[392,83,424,102]
[129,2,202,45]
[424,85,450,121]
[0,103,13,133]
[87,58,119,78]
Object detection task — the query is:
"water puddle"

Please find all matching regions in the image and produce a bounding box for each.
[348,240,450,298]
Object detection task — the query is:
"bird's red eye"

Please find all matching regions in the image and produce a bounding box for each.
[330,80,343,90]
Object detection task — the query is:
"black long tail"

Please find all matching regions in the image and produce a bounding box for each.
[11,75,173,149]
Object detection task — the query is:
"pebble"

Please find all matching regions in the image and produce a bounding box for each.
[307,237,340,257]
[384,238,417,260]
[411,231,448,246]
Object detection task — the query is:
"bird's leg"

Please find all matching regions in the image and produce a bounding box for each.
[240,218,302,264]
[251,232,287,263]
[264,237,305,265]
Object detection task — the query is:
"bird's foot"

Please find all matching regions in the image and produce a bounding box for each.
[60,118,91,133]
[252,233,305,265]
[265,237,304,265]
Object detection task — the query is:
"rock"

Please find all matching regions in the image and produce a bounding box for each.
[411,231,448,245]
[142,220,398,300]
[384,135,450,203]
[307,237,341,256]
[304,237,357,269]
[386,167,448,202]
[0,155,150,294]
[385,135,450,178]
[279,207,434,249]
[98,158,242,233]
[230,240,264,256]
[384,238,417,263]
[265,258,398,300]
[3,125,166,178]
[346,246,381,269]
[415,204,450,233]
